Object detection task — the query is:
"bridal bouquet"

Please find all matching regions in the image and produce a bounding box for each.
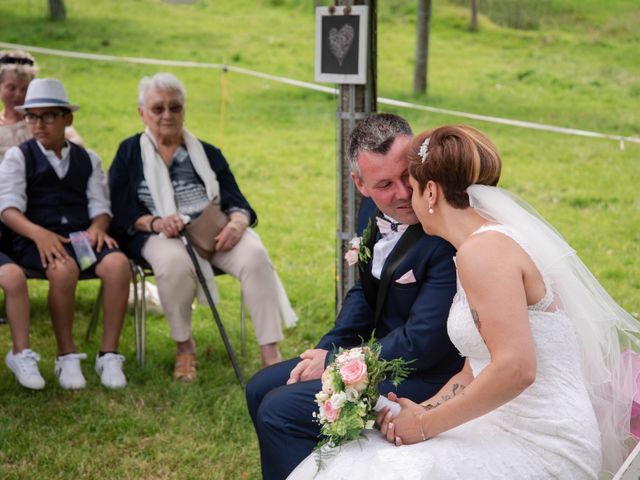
[313,337,411,452]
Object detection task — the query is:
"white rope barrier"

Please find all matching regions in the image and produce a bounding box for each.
[2,41,638,147]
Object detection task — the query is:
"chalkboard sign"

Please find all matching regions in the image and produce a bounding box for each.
[315,6,368,84]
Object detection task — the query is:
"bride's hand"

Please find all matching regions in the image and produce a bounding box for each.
[381,394,429,446]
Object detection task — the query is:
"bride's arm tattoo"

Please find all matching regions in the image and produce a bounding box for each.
[422,384,466,410]
[452,383,465,397]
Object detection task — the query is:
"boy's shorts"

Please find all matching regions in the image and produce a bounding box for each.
[13,241,121,276]
[0,251,15,267]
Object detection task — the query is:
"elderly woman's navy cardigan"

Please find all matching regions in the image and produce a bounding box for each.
[108,133,257,263]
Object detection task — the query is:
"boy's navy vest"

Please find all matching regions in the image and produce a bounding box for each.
[18,139,93,235]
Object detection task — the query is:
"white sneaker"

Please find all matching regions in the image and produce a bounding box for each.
[95,353,127,389]
[5,349,45,390]
[54,353,87,390]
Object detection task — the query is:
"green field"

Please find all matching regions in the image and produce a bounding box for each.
[0,0,638,478]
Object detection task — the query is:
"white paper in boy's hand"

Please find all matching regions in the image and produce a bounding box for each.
[374,395,402,416]
[69,231,97,270]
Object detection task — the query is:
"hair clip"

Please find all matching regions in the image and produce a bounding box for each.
[418,137,430,163]
[0,56,35,66]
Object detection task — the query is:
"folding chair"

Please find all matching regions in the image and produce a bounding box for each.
[129,260,246,368]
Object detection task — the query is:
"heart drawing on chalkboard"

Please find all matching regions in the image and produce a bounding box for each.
[328,24,355,66]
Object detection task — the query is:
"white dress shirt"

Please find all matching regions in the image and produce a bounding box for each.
[371,215,405,280]
[0,141,111,223]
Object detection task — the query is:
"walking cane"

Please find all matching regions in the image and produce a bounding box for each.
[179,231,246,387]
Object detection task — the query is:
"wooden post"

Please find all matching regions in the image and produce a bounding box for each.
[470,0,479,32]
[48,0,66,20]
[413,0,431,95]
[335,0,377,312]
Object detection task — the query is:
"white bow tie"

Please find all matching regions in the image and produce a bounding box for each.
[376,216,408,235]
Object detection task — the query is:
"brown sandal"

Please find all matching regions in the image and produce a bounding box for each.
[173,353,197,382]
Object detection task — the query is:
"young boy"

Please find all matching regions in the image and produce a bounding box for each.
[0,78,130,389]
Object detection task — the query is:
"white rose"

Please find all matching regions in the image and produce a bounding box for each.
[344,387,359,402]
[315,391,329,403]
[349,236,361,249]
[347,348,365,362]
[336,351,351,366]
[331,391,347,409]
[318,404,326,421]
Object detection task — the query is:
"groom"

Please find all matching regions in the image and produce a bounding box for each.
[245,113,463,479]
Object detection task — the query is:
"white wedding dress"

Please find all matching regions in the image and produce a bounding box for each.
[288,225,602,480]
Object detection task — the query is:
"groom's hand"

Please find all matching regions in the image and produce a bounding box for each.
[286,349,328,384]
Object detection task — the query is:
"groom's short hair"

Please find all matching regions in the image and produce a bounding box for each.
[347,113,413,178]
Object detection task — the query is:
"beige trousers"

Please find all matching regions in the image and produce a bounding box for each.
[142,232,285,346]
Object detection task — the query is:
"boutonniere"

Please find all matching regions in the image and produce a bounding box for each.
[345,218,373,271]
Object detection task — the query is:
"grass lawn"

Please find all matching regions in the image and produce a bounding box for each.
[0,0,638,478]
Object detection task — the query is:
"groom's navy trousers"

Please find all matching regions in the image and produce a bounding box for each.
[246,203,463,480]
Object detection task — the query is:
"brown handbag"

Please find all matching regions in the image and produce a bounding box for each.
[184,200,229,260]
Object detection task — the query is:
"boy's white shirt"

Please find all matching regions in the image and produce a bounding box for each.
[0,141,111,221]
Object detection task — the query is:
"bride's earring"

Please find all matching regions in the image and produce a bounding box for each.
[427,186,435,214]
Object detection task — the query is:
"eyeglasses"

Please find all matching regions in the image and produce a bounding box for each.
[24,111,68,125]
[147,103,184,115]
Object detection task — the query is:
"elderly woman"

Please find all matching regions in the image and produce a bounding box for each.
[109,73,296,381]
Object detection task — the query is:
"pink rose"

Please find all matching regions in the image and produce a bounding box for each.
[324,399,340,423]
[339,359,368,392]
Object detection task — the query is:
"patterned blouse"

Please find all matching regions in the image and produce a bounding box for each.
[0,120,30,163]
[136,145,210,219]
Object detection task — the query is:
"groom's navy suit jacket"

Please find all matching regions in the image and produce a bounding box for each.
[316,198,462,386]
[246,198,462,480]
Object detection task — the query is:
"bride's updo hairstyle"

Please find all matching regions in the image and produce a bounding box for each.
[408,124,501,208]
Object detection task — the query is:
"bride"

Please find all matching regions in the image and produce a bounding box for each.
[288,125,639,479]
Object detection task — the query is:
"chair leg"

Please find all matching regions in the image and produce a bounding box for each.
[85,282,103,342]
[139,265,147,367]
[133,263,146,367]
[131,263,140,366]
[0,293,6,324]
[240,290,246,356]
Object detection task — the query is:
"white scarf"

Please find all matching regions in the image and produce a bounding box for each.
[139,127,219,303]
[140,127,220,217]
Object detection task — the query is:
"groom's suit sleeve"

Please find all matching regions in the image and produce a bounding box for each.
[315,284,376,352]
[378,238,458,371]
